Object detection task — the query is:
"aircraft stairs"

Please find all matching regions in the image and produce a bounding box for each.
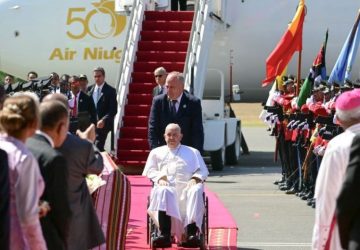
[114,0,226,173]
[114,7,194,173]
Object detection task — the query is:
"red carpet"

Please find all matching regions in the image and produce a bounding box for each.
[125,176,238,249]
[116,11,194,170]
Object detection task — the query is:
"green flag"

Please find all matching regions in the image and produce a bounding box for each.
[297,30,328,108]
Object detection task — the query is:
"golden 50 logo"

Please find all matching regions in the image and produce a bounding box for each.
[66,0,126,39]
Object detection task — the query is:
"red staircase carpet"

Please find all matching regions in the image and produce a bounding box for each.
[125,176,238,249]
[116,11,194,172]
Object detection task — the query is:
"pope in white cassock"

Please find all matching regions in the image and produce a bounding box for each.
[142,123,209,248]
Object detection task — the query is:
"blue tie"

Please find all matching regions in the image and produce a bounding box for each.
[170,100,177,117]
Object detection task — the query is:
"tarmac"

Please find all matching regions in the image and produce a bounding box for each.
[205,126,314,250]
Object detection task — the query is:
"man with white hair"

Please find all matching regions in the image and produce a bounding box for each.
[312,89,360,250]
[143,123,208,248]
[153,67,167,96]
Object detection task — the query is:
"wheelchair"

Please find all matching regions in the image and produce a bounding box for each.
[146,193,209,249]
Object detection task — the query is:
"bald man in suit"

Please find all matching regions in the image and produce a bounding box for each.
[148,71,204,153]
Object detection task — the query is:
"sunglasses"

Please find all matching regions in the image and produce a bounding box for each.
[155,75,163,78]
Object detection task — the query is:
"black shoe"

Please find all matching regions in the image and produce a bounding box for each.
[301,191,311,200]
[307,198,315,206]
[298,191,307,198]
[311,201,316,209]
[182,235,200,247]
[152,234,172,248]
[285,187,298,195]
[273,178,285,185]
[279,184,291,191]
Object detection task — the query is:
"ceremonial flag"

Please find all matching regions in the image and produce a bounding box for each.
[262,0,306,86]
[297,30,328,108]
[328,10,360,84]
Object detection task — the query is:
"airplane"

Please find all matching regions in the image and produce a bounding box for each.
[1,0,360,102]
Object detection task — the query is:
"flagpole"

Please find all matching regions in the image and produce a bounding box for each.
[296,50,302,96]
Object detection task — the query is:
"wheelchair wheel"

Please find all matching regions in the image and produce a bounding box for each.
[199,195,209,249]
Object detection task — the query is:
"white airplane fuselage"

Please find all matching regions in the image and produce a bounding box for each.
[1,0,360,101]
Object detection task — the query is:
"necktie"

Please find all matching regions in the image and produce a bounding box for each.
[97,88,101,102]
[72,96,77,117]
[170,100,177,117]
[159,86,163,95]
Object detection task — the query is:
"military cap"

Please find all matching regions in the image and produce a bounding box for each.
[340,80,353,91]
[287,74,296,80]
[282,78,294,86]
[330,82,340,92]
[79,74,87,80]
[323,87,330,94]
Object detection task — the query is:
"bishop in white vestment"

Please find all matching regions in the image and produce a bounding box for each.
[312,89,360,250]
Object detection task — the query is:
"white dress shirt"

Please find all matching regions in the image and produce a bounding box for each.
[68,92,79,115]
[92,82,105,106]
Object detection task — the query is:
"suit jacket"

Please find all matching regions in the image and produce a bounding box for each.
[26,134,72,250]
[88,82,117,131]
[336,134,360,250]
[58,134,105,250]
[74,91,97,131]
[148,92,204,152]
[0,149,9,250]
[152,85,164,97]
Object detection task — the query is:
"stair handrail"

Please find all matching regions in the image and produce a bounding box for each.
[184,0,231,100]
[114,0,146,154]
[183,0,203,94]
[183,0,215,99]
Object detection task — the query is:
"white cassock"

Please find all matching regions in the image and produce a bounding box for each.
[312,123,360,250]
[142,144,209,240]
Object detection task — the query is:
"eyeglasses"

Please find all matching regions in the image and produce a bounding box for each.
[155,75,163,78]
[94,75,103,78]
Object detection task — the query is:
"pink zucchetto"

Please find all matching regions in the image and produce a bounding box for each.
[335,89,360,111]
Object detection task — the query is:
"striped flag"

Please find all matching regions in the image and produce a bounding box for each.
[262,0,306,86]
[297,30,328,108]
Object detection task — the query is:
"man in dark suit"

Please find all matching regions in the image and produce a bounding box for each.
[337,134,360,250]
[148,71,204,152]
[152,67,167,97]
[88,67,117,151]
[43,93,105,249]
[69,75,97,131]
[0,149,9,250]
[59,126,105,250]
[26,100,72,250]
[48,72,62,94]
